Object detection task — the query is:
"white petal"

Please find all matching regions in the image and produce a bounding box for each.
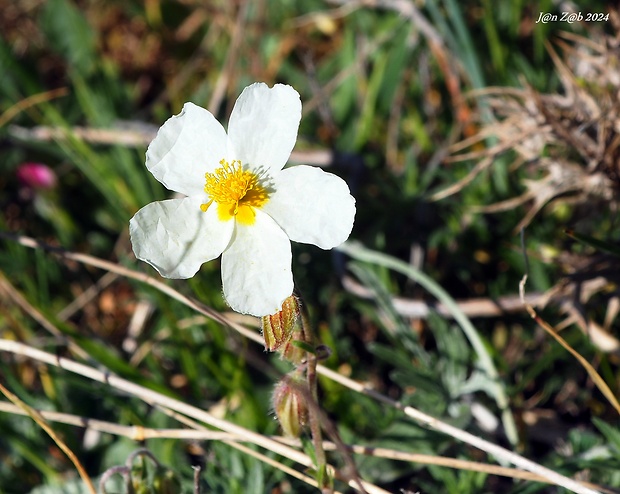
[129,196,234,279]
[146,102,228,196]
[262,165,356,249]
[227,83,301,173]
[221,211,293,316]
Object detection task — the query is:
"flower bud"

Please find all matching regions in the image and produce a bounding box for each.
[261,295,301,352]
[16,162,57,189]
[280,326,308,365]
[272,374,308,437]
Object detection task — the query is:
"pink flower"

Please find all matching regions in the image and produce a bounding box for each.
[16,163,57,189]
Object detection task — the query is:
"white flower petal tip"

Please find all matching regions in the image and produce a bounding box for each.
[228,83,302,173]
[131,82,356,316]
[146,102,228,196]
[221,212,294,317]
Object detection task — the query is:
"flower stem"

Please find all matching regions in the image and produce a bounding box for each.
[300,306,330,492]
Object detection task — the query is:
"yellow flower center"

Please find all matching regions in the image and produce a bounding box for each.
[201,159,269,225]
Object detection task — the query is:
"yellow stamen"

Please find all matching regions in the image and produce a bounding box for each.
[201,159,269,225]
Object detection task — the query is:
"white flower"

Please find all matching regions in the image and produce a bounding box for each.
[129,83,356,316]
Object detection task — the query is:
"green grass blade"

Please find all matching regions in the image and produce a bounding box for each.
[565,229,620,257]
[337,240,518,446]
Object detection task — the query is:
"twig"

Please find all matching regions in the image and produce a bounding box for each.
[148,399,341,493]
[430,128,538,201]
[0,232,601,494]
[0,382,96,494]
[341,274,546,318]
[0,338,308,464]
[519,274,620,414]
[519,231,620,414]
[193,465,201,494]
[8,124,336,168]
[8,123,157,146]
[0,231,265,345]
[0,339,387,494]
[0,271,90,360]
[56,271,119,322]
[1,400,616,493]
[0,87,68,128]
[317,366,601,494]
[0,401,240,440]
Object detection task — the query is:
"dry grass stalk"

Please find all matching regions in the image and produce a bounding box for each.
[433,22,620,225]
[0,231,604,494]
[432,18,620,355]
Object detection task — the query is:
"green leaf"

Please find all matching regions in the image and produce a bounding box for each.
[39,0,97,76]
[0,38,42,101]
[349,261,429,363]
[338,241,518,446]
[593,417,620,458]
[354,53,387,149]
[290,339,316,354]
[29,476,119,494]
[565,229,620,257]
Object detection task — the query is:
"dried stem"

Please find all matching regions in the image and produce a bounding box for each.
[317,366,602,494]
[519,274,620,414]
[193,465,201,494]
[0,339,387,494]
[0,381,96,494]
[0,400,615,493]
[0,232,602,494]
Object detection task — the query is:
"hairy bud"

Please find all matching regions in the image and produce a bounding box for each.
[261,295,301,352]
[272,374,308,437]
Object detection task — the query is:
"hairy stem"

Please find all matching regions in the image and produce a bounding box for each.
[300,306,329,492]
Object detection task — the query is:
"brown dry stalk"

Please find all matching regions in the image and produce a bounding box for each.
[0,231,603,494]
[0,339,388,494]
[0,382,96,494]
[519,274,620,415]
[0,87,68,128]
[1,400,616,493]
[0,271,90,360]
[147,396,337,493]
[430,30,620,238]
